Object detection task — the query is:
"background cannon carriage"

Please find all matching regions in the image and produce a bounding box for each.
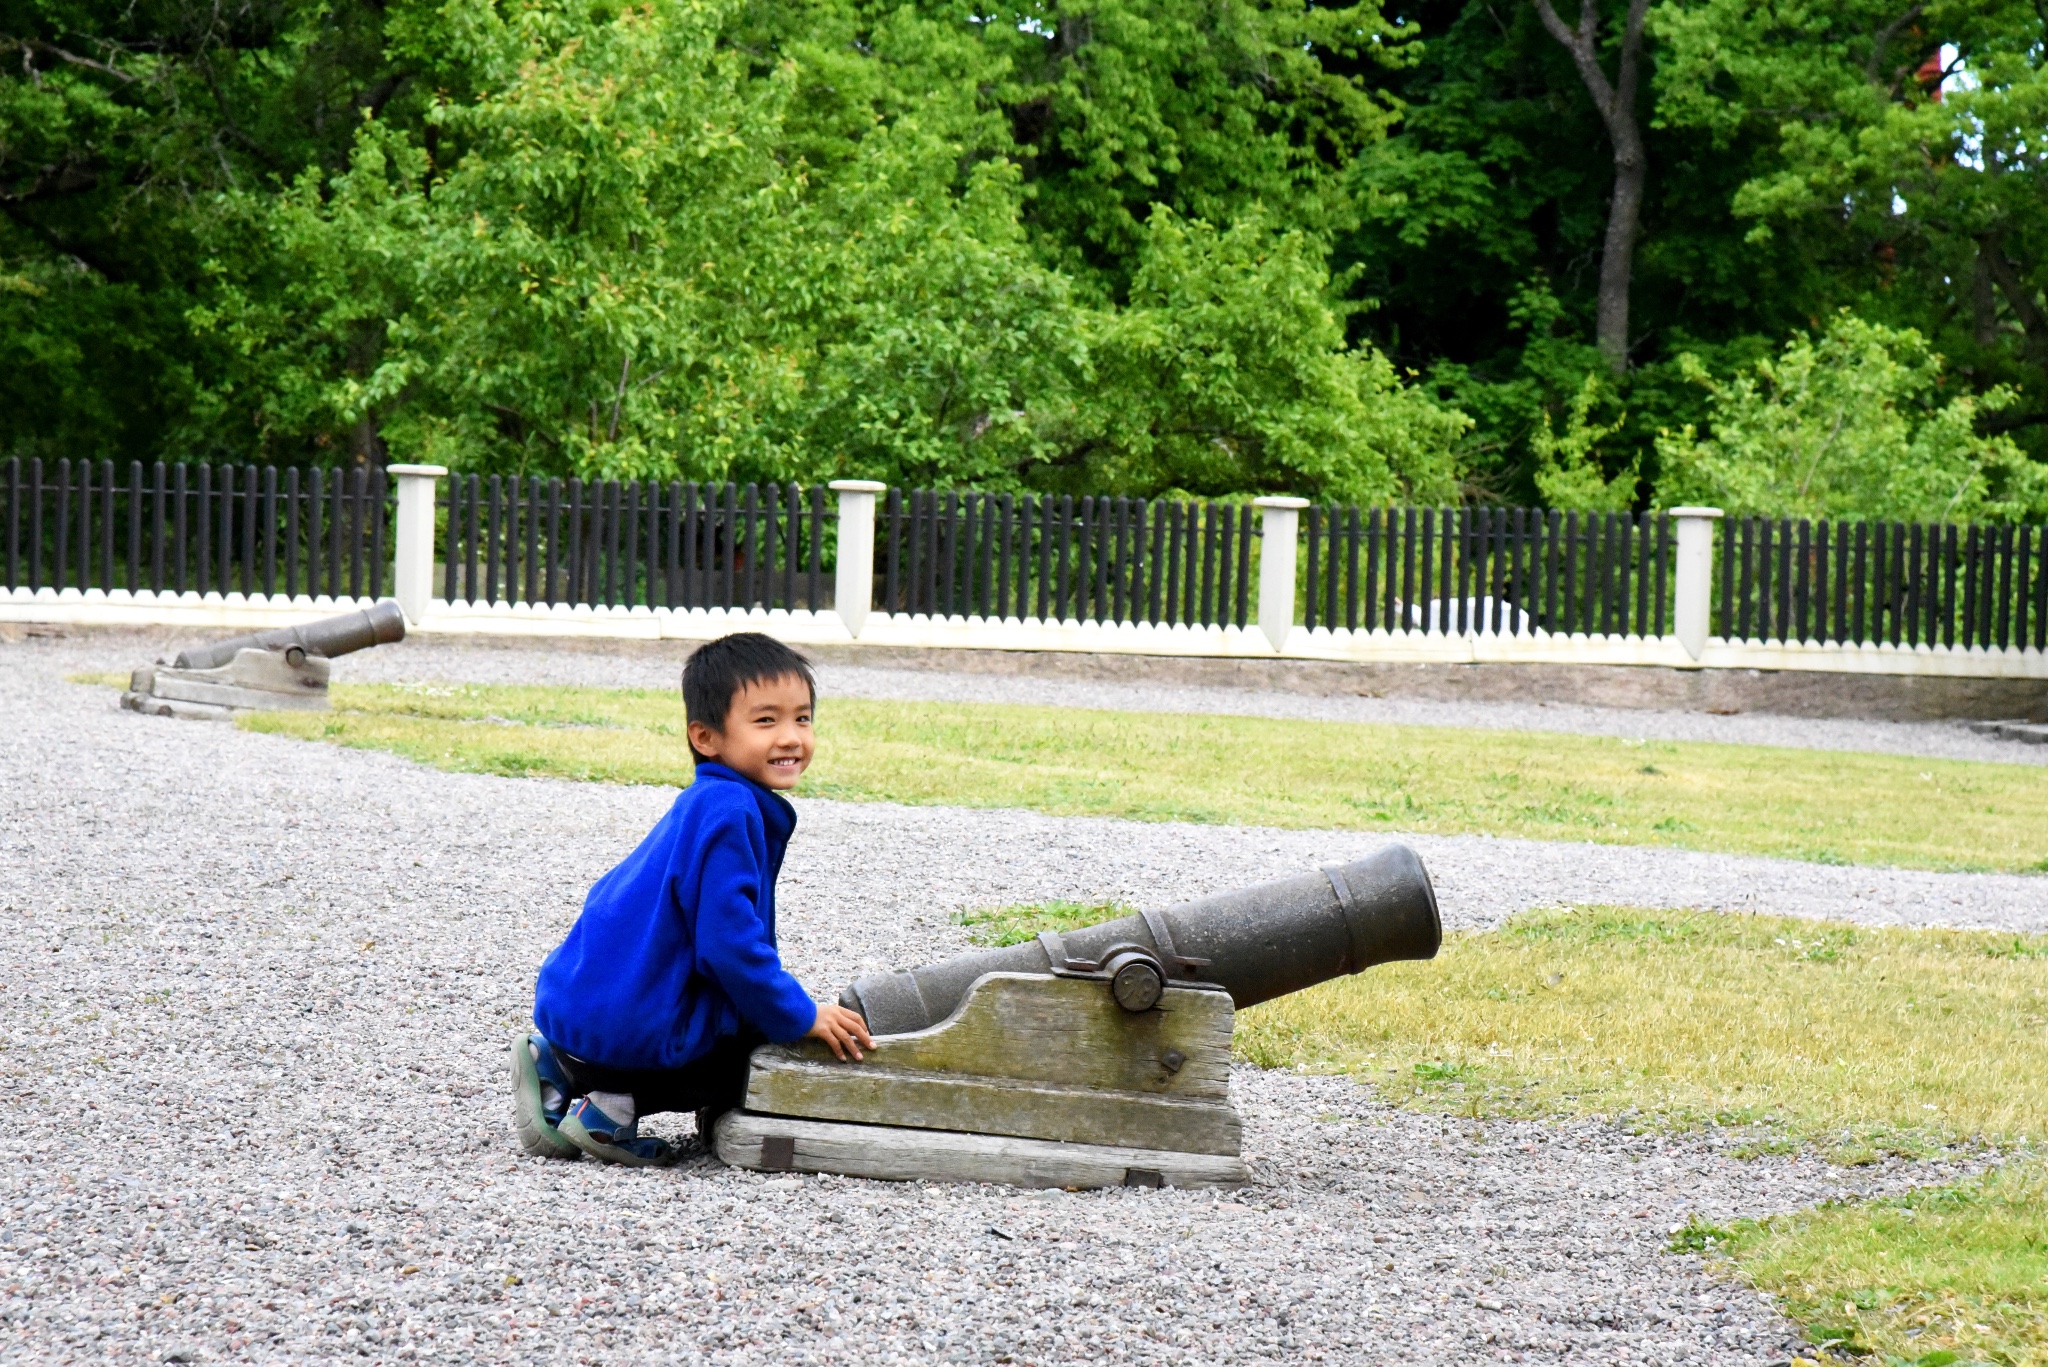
[121,600,406,720]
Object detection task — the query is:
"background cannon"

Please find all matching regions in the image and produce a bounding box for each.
[122,600,406,720]
[168,601,406,671]
[717,844,1440,1190]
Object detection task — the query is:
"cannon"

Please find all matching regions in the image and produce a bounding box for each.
[715,844,1440,1189]
[121,600,406,720]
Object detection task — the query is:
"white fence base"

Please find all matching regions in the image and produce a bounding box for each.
[1,586,389,631]
[8,586,2047,680]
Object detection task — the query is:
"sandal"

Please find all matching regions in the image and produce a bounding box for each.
[510,1033,581,1161]
[558,1096,678,1167]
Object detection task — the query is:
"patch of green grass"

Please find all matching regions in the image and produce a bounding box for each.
[1238,906,2048,1364]
[1234,907,2048,1151]
[228,682,2048,871]
[1679,1163,2048,1367]
[953,899,1136,948]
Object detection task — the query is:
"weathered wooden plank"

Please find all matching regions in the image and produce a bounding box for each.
[119,691,234,721]
[143,676,328,710]
[745,972,1241,1154]
[132,648,330,712]
[714,1110,1248,1190]
[768,973,1233,1096]
[747,1057,1241,1154]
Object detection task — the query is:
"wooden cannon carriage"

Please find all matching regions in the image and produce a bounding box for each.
[716,844,1440,1189]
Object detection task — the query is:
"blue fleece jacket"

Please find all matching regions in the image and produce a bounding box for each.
[532,763,817,1070]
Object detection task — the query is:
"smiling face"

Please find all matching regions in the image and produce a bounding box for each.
[685,672,815,790]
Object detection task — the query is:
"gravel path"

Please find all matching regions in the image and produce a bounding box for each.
[0,638,2016,1365]
[328,636,2048,767]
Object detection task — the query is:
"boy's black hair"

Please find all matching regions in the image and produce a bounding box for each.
[682,633,816,764]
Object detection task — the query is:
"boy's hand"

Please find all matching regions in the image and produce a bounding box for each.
[805,1003,875,1062]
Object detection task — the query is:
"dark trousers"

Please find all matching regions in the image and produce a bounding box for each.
[555,1029,765,1118]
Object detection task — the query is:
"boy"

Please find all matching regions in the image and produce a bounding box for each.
[510,632,873,1166]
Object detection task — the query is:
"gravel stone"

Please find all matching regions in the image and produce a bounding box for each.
[0,636,2015,1364]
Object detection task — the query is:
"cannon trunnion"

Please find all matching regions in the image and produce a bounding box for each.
[121,600,405,720]
[716,845,1440,1190]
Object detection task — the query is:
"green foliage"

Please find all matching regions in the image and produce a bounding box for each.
[165,0,1463,493]
[0,0,398,464]
[4,0,2046,512]
[1531,374,1639,511]
[1655,313,2048,521]
[196,0,1022,480]
[1046,211,1467,500]
[1652,0,2048,448]
[1342,0,1827,498]
[968,0,1414,294]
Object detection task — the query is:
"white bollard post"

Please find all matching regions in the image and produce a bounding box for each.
[387,464,447,624]
[1253,496,1310,653]
[1669,506,1723,661]
[830,480,887,639]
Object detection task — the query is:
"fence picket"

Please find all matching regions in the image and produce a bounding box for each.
[2035,526,2048,650]
[3,458,15,591]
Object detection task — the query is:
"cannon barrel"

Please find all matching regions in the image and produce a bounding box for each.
[841,843,1441,1036]
[172,599,406,671]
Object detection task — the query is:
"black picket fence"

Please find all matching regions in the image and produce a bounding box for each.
[1718,515,2048,650]
[9,458,2048,653]
[440,475,835,612]
[881,490,1257,626]
[2,457,390,600]
[1300,505,1673,637]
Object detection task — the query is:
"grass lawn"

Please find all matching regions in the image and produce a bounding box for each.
[223,681,2048,872]
[965,901,2048,1150]
[1679,1165,2048,1367]
[966,899,2048,1366]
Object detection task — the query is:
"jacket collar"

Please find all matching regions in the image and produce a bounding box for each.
[693,762,797,842]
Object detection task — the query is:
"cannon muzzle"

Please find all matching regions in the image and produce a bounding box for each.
[173,599,406,671]
[841,843,1440,1036]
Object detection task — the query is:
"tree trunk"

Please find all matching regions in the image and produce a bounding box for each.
[1978,233,2048,373]
[352,415,386,469]
[1532,0,1652,373]
[1973,241,2003,347]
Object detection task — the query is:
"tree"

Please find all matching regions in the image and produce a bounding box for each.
[959,0,1415,296]
[1653,0,2048,450]
[1529,0,1652,373]
[1531,374,1639,508]
[1336,0,1812,501]
[1654,312,2045,520]
[200,0,1084,485]
[188,0,1465,496]
[12,0,2037,508]
[1049,211,1467,501]
[0,0,407,463]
